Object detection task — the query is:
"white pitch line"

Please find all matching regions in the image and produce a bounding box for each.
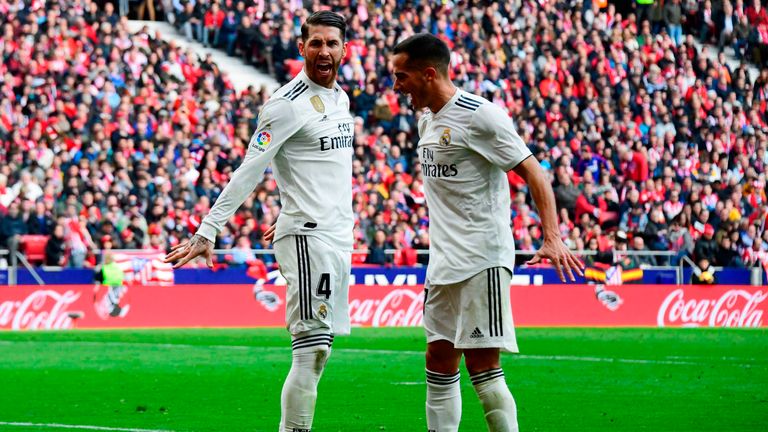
[0,340,763,367]
[0,421,176,432]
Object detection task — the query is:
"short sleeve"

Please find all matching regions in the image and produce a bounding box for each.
[467,103,532,172]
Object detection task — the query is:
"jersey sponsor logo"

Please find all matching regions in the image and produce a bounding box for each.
[319,134,354,151]
[319,122,354,151]
[310,95,325,113]
[439,128,451,146]
[421,162,458,177]
[420,147,458,177]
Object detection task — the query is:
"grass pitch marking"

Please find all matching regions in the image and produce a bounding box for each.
[0,340,763,367]
[0,421,176,432]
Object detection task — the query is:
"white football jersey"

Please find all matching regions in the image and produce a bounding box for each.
[197,70,355,251]
[418,89,532,284]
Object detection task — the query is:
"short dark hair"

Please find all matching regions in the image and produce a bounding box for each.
[393,33,450,76]
[301,11,347,41]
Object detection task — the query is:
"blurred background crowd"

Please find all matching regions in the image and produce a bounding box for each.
[1,0,767,273]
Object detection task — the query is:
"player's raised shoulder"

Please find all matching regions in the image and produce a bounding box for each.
[454,92,486,112]
[469,100,512,133]
[274,78,311,102]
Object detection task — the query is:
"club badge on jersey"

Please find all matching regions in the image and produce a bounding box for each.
[310,95,325,113]
[439,128,451,146]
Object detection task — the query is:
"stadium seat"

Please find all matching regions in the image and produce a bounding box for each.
[19,235,49,265]
[394,248,418,266]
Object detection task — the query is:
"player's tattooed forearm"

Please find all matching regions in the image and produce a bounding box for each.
[191,234,213,247]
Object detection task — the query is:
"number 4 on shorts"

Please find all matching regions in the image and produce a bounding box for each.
[317,273,331,299]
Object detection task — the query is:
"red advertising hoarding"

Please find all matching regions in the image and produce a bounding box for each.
[0,284,765,330]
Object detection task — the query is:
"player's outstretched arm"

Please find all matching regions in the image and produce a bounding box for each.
[512,157,584,282]
[163,234,214,268]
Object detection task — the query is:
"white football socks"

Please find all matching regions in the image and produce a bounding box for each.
[470,368,518,432]
[426,369,462,432]
[279,334,333,432]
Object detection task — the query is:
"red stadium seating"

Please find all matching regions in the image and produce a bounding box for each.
[19,235,49,265]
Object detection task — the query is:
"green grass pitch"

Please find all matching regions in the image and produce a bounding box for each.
[0,327,766,432]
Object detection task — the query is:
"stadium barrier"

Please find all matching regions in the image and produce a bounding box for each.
[2,249,765,286]
[0,265,762,286]
[1,284,764,331]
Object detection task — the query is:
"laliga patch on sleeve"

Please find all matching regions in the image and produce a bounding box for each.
[251,130,272,151]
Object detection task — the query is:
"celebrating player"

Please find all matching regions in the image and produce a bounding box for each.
[164,11,354,432]
[392,33,584,432]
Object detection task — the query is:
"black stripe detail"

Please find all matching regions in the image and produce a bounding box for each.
[455,101,479,111]
[285,82,307,99]
[292,334,333,346]
[470,368,504,386]
[296,236,311,320]
[300,236,312,320]
[426,370,460,385]
[293,337,333,347]
[495,268,503,337]
[509,153,534,171]
[292,340,333,350]
[295,237,306,320]
[292,333,334,342]
[487,269,495,337]
[303,237,312,320]
[470,368,502,380]
[291,335,333,346]
[290,85,309,100]
[458,95,482,107]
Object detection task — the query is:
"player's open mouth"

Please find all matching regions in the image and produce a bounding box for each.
[317,63,333,74]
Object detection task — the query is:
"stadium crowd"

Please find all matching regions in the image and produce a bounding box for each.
[1,0,768,273]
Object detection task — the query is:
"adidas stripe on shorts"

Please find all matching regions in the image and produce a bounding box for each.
[423,267,518,353]
[274,234,352,336]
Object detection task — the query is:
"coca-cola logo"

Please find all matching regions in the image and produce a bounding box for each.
[349,289,424,327]
[657,289,767,327]
[0,290,84,330]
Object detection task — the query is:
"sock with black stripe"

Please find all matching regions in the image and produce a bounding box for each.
[470,368,518,432]
[426,369,461,432]
[279,334,333,432]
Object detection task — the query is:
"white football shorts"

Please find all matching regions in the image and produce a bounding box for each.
[274,234,352,336]
[424,267,518,353]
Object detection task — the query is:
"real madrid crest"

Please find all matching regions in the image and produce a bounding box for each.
[439,128,451,146]
[310,95,325,113]
[318,303,328,319]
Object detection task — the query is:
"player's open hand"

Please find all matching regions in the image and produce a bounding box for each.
[163,234,214,269]
[263,223,277,243]
[526,237,584,283]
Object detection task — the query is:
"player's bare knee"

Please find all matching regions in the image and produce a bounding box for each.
[464,348,501,375]
[426,340,461,374]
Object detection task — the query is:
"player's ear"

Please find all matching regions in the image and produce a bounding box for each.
[297,38,305,57]
[342,41,348,58]
[424,67,437,82]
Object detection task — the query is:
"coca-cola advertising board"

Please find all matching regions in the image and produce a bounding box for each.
[0,284,765,330]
